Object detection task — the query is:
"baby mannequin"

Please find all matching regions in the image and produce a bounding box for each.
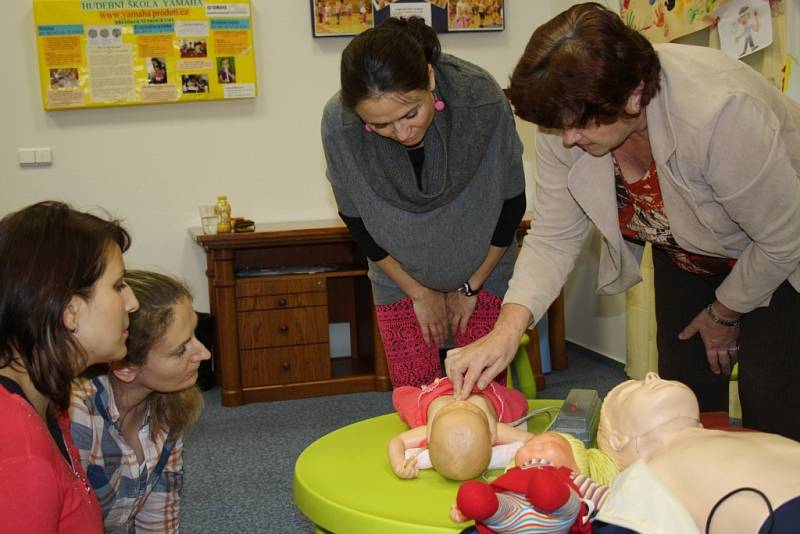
[596,372,800,533]
[389,377,531,480]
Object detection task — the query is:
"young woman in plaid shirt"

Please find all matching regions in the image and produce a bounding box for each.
[71,271,209,533]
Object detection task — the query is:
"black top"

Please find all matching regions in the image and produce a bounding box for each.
[406,142,426,190]
[0,375,70,463]
[341,192,527,263]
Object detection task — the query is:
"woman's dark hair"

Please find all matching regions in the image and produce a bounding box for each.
[340,16,440,109]
[121,270,203,438]
[508,2,661,129]
[0,201,131,410]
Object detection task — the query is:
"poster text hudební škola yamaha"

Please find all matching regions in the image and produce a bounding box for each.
[34,0,256,109]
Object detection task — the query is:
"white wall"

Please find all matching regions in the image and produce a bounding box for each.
[0,0,634,365]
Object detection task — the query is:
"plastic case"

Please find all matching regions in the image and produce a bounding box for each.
[552,388,601,447]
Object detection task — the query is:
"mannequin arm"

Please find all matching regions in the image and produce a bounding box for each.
[387,426,426,479]
[496,423,534,445]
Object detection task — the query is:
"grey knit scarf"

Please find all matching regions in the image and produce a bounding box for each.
[339,54,503,213]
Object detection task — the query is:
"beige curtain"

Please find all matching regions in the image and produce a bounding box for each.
[623,1,787,378]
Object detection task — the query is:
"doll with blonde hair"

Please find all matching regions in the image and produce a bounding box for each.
[514,431,619,486]
[450,433,614,531]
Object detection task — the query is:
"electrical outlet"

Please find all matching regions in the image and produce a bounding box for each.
[35,148,53,164]
[18,147,53,167]
[18,149,36,166]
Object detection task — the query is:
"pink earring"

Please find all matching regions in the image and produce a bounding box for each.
[364,124,373,132]
[433,93,445,112]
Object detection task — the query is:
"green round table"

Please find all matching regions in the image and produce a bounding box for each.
[293,399,563,534]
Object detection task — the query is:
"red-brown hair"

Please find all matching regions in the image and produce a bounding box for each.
[508,2,660,129]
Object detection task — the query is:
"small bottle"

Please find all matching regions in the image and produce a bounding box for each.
[215,195,232,233]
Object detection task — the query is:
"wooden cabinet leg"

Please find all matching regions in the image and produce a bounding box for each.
[213,249,243,406]
[204,253,222,388]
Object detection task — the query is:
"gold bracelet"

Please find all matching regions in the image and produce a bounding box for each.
[705,303,741,327]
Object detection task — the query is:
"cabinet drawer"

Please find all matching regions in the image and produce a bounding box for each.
[237,276,326,297]
[237,292,327,312]
[240,344,331,387]
[237,306,328,349]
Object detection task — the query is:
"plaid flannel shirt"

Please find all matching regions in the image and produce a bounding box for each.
[70,376,183,533]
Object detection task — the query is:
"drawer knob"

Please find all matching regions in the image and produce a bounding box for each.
[279,324,289,332]
[281,362,290,370]
[278,298,287,306]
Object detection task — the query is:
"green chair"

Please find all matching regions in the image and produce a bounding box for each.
[507,334,537,399]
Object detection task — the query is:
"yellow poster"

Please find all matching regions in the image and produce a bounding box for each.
[620,0,728,43]
[33,0,256,110]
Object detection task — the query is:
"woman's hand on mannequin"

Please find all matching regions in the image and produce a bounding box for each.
[445,304,531,400]
[446,291,478,337]
[678,301,741,375]
[411,288,448,347]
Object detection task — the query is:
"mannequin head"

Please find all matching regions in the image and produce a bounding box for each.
[597,373,701,469]
[428,401,493,480]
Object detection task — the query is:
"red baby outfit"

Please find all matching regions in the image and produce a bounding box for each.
[392,377,528,428]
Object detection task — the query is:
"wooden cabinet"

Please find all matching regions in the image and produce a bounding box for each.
[192,218,565,406]
[192,220,389,406]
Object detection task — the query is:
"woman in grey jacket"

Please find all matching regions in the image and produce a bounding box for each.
[322,17,526,387]
[446,3,800,441]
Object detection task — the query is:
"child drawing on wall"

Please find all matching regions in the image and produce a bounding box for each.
[734,4,760,56]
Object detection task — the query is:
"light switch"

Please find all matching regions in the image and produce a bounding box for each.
[18,149,36,166]
[34,148,53,164]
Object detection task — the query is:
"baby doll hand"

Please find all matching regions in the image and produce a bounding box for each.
[450,503,468,523]
[393,458,419,479]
